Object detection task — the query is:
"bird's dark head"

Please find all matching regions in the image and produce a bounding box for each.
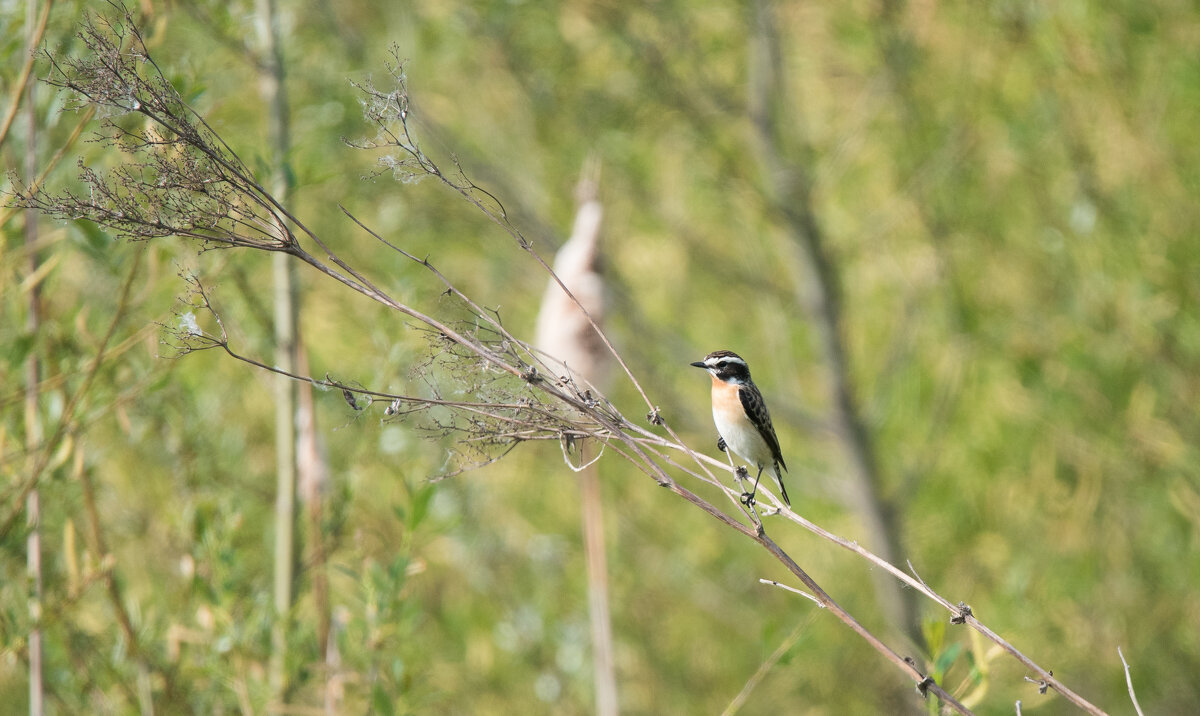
[690,350,752,384]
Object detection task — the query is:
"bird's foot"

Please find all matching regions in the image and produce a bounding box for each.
[717,436,727,453]
[740,491,757,507]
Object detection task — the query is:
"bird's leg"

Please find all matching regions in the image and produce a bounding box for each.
[717,436,727,453]
[741,465,765,506]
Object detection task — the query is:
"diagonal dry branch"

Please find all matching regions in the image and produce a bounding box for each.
[175,214,980,710]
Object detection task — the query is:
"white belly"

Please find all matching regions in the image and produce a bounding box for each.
[712,405,775,477]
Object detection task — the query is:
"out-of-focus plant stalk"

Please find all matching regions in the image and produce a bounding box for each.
[256,0,299,704]
[23,2,44,714]
[748,0,923,651]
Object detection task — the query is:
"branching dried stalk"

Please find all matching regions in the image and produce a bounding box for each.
[7,5,1118,714]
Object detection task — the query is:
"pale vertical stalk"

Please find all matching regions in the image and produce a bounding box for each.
[269,249,297,703]
[23,2,43,714]
[323,609,345,716]
[256,0,297,704]
[297,346,330,656]
[579,462,618,716]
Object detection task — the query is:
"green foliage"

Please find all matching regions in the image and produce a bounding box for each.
[3,0,1200,714]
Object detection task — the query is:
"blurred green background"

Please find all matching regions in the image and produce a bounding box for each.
[3,1,1199,714]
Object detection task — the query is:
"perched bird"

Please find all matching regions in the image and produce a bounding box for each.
[690,350,790,506]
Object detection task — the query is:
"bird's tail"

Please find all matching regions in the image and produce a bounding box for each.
[773,463,791,507]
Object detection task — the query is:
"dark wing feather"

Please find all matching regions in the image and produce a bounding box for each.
[739,382,787,472]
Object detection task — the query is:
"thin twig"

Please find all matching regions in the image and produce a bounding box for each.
[758,579,821,607]
[722,613,815,716]
[1117,648,1145,716]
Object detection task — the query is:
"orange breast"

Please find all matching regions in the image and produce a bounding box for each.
[710,378,743,415]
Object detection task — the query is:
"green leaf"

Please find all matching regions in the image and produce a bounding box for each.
[922,617,946,660]
[934,642,963,677]
[409,485,434,531]
[371,682,394,715]
[3,332,35,369]
[70,219,114,260]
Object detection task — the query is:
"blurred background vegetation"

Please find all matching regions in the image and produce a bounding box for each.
[3,0,1199,714]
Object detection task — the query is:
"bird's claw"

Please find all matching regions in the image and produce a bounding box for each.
[717,437,727,453]
[740,491,757,507]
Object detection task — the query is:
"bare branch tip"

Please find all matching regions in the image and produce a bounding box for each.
[758,578,823,607]
[1023,672,1052,695]
[1119,646,1146,716]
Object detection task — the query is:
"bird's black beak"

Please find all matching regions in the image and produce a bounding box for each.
[689,361,707,369]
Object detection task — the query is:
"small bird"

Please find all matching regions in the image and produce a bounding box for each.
[690,350,790,506]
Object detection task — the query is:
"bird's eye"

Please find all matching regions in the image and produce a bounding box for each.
[716,360,727,368]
